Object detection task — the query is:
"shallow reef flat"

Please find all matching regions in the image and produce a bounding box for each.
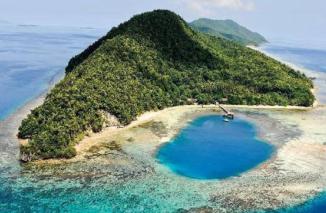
[2,104,325,212]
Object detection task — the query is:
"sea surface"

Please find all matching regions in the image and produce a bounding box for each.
[157,115,273,179]
[261,41,326,74]
[0,24,105,120]
[0,26,326,212]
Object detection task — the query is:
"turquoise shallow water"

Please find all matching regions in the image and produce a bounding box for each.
[157,115,274,179]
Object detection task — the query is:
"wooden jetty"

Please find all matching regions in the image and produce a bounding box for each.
[216,102,234,119]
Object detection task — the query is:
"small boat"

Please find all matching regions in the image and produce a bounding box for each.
[223,118,230,122]
[223,113,234,120]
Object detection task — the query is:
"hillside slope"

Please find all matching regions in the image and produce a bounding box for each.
[18,10,313,160]
[189,18,267,45]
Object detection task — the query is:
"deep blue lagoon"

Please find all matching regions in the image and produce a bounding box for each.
[157,115,274,179]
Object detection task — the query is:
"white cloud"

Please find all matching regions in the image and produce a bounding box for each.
[180,0,255,15]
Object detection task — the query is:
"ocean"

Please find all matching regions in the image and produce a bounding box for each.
[0,24,105,120]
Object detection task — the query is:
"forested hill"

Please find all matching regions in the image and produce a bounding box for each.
[189,18,267,45]
[19,10,314,161]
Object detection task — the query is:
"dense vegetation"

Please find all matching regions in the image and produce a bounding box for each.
[189,18,267,45]
[18,10,314,160]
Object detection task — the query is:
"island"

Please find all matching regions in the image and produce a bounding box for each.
[189,18,267,46]
[18,10,314,161]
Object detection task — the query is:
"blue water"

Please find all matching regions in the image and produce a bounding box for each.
[272,192,326,213]
[0,24,105,120]
[261,42,326,73]
[157,115,274,179]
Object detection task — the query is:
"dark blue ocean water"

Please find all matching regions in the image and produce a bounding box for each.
[157,115,274,179]
[261,43,326,73]
[0,25,105,120]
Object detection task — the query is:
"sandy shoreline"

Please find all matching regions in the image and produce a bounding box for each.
[19,103,315,163]
[75,104,314,155]
[15,102,317,160]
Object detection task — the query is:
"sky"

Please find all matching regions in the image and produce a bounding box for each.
[0,0,325,47]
